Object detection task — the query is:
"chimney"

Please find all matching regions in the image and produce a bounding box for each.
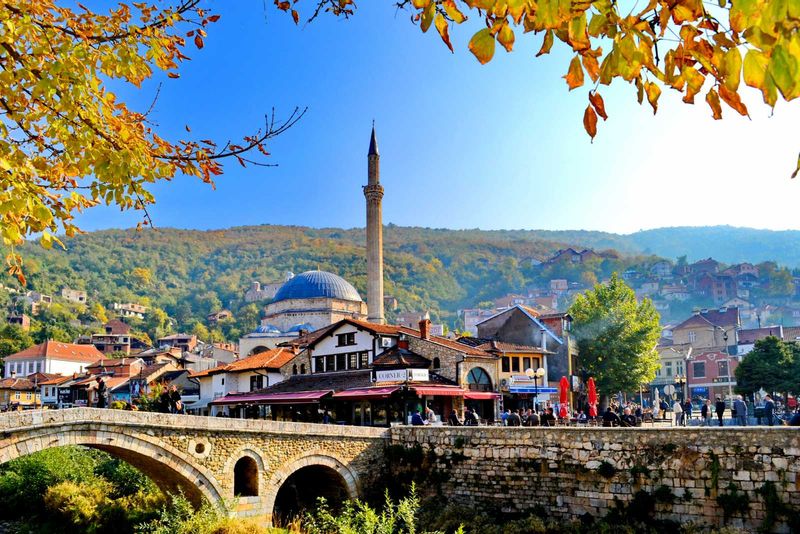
[398,338,409,350]
[419,318,431,340]
[540,329,547,351]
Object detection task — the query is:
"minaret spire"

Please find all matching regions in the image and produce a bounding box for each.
[364,124,385,324]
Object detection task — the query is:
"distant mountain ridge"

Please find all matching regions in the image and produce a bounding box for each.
[498,226,800,267]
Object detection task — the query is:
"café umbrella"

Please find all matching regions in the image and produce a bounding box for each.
[559,376,570,418]
[587,377,598,417]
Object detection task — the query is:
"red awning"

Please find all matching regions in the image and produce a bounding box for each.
[332,386,400,400]
[464,391,501,400]
[210,389,332,406]
[412,386,465,397]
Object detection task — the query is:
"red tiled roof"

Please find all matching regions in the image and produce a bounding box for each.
[5,341,105,363]
[673,308,740,330]
[738,326,783,344]
[39,375,72,386]
[226,348,295,372]
[0,378,35,391]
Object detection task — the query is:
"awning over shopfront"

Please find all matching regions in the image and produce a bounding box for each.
[464,391,500,400]
[508,386,559,394]
[210,389,332,406]
[332,386,400,401]
[412,386,465,397]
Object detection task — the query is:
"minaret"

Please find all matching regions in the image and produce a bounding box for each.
[364,124,385,324]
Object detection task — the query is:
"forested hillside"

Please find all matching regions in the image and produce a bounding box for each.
[0,225,656,339]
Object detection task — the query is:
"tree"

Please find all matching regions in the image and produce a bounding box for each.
[298,0,800,175]
[735,336,794,395]
[0,325,34,375]
[569,273,661,397]
[0,1,304,284]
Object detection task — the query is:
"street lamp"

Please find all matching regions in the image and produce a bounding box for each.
[526,367,546,412]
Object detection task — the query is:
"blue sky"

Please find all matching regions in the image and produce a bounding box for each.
[76,1,800,234]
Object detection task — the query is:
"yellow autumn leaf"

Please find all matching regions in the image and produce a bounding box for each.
[564,55,584,90]
[469,28,496,64]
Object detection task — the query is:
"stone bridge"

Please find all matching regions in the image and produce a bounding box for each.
[0,408,386,519]
[2,409,799,531]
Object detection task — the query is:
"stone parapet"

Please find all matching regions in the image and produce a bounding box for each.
[390,426,800,532]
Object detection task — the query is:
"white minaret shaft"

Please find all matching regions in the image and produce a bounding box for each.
[364,125,385,324]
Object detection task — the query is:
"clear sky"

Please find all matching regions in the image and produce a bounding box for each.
[75,1,800,235]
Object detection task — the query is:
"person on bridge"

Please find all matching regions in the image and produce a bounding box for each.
[506,409,521,427]
[602,407,621,427]
[95,376,108,409]
[764,395,776,426]
[734,396,748,426]
[410,410,425,426]
[447,410,462,426]
[715,396,726,426]
[620,408,637,427]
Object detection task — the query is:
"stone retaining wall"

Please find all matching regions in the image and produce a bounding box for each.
[390,426,800,532]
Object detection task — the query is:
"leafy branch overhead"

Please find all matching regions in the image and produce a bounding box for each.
[0,1,304,284]
[304,0,800,168]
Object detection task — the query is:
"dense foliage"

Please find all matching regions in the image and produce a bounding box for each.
[0,225,659,337]
[0,447,161,533]
[569,274,662,396]
[735,336,800,396]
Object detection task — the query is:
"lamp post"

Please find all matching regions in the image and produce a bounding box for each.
[526,367,546,412]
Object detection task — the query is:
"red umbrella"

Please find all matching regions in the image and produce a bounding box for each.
[587,377,598,417]
[559,376,570,418]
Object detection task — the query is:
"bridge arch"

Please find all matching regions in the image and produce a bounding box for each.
[264,452,358,522]
[0,428,224,506]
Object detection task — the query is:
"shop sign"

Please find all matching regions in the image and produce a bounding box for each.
[375,369,430,383]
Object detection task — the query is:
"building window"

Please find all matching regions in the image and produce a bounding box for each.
[336,353,346,371]
[314,357,324,373]
[688,331,696,343]
[693,361,706,378]
[467,367,492,391]
[511,357,520,373]
[677,362,684,375]
[501,357,510,373]
[325,355,336,372]
[665,362,672,377]
[433,357,441,370]
[718,360,729,377]
[349,353,358,370]
[221,378,225,385]
[292,364,298,375]
[359,352,369,368]
[522,357,531,371]
[250,375,263,391]
[336,332,356,347]
[300,364,306,374]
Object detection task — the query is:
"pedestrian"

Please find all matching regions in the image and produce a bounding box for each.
[168,385,182,414]
[734,395,748,426]
[410,409,425,426]
[95,376,108,409]
[447,409,462,426]
[764,395,776,426]
[621,407,637,427]
[660,399,669,420]
[524,409,540,427]
[507,409,522,427]
[672,399,683,426]
[602,407,621,427]
[322,410,331,424]
[715,396,726,426]
[501,409,510,426]
[701,399,712,426]
[789,409,800,427]
[424,404,437,424]
[540,407,557,427]
[683,399,692,426]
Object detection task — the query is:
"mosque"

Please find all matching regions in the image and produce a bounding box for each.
[239,127,385,356]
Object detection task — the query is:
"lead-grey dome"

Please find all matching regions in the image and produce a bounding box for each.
[272,270,362,303]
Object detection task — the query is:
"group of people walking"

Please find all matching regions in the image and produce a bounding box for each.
[671,394,780,426]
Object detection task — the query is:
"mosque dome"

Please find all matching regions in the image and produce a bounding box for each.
[272,270,362,304]
[253,324,282,335]
[287,323,314,333]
